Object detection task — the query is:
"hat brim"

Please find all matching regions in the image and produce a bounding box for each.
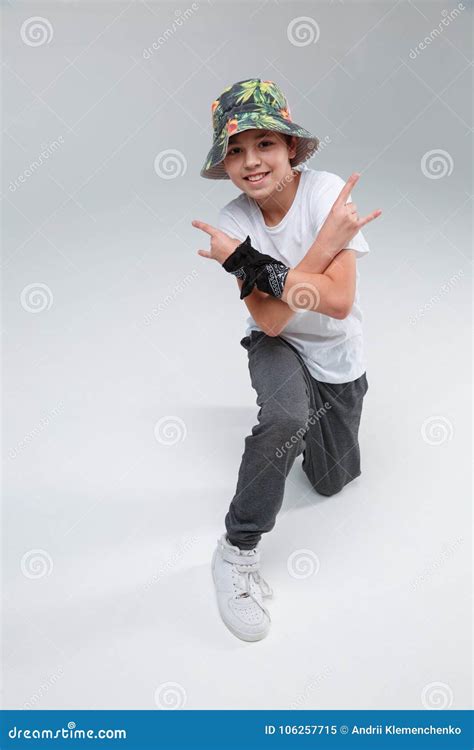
[200,118,320,180]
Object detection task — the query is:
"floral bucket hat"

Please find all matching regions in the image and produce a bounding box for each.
[200,78,320,180]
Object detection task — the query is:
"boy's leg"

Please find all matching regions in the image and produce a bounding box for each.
[301,372,369,495]
[225,331,311,550]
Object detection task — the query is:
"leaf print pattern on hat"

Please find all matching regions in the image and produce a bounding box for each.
[201,78,320,180]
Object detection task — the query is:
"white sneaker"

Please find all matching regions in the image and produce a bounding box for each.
[211,533,273,642]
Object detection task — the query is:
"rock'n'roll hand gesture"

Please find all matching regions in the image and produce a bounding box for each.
[191,220,241,265]
[191,220,290,299]
[317,173,382,255]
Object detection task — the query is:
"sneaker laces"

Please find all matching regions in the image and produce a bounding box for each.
[233,560,272,619]
[219,537,273,616]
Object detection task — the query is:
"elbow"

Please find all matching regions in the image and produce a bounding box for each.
[336,307,350,320]
[333,303,351,320]
[333,295,354,320]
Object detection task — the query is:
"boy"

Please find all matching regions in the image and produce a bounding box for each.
[192,78,381,642]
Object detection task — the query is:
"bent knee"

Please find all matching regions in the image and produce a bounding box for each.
[312,471,361,497]
[314,483,343,497]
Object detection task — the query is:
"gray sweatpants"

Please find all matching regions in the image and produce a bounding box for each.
[225,330,369,550]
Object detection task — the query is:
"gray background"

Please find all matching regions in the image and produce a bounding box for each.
[1,0,472,710]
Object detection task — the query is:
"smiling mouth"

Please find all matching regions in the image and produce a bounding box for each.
[244,171,271,184]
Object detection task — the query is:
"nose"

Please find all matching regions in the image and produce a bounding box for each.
[243,146,262,170]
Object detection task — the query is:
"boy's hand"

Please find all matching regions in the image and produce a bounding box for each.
[191,220,241,265]
[317,173,382,255]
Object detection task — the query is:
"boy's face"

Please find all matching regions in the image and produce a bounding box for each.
[222,128,298,196]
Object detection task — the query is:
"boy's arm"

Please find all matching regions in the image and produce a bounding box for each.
[236,173,379,335]
[236,279,293,337]
[281,249,356,318]
[239,235,351,336]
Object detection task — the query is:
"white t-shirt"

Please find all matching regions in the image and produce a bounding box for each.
[217,164,370,384]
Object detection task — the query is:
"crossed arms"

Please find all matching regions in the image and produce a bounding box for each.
[236,240,356,337]
[192,172,382,336]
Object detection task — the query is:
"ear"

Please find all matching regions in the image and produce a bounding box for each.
[287,135,298,160]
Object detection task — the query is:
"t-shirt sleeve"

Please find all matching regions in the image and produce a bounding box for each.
[311,173,370,259]
[217,207,249,244]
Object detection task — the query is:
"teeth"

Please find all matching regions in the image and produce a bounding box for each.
[247,172,268,182]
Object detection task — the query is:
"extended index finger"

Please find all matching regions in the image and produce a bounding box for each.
[335,173,360,206]
[191,219,218,236]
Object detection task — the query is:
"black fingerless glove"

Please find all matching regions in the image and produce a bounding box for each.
[222,235,290,300]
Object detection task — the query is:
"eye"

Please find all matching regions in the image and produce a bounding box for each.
[227,140,273,157]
